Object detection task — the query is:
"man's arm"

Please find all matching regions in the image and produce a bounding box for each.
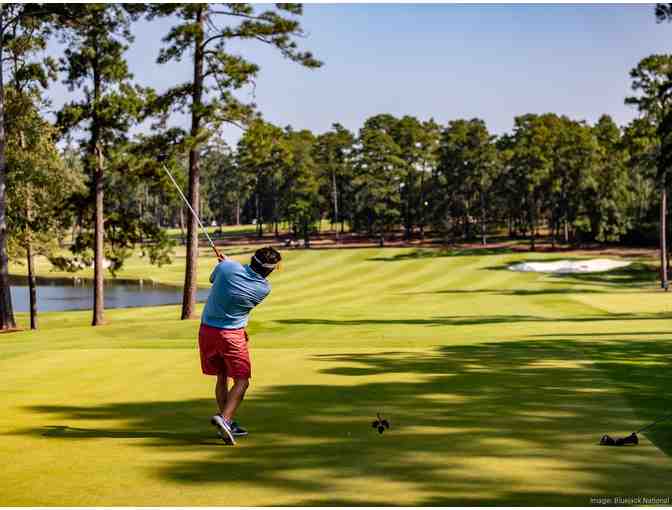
[210,263,221,284]
[210,253,228,283]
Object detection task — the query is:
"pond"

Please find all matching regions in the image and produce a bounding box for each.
[9,275,211,312]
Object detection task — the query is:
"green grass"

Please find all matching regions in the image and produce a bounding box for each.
[164,224,257,239]
[3,247,672,505]
[162,219,350,241]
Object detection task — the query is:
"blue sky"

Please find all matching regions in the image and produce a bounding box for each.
[46,4,672,145]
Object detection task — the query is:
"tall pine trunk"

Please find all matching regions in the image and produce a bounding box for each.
[419,171,425,240]
[563,220,569,244]
[480,190,487,246]
[92,144,105,325]
[26,238,37,330]
[181,7,204,320]
[0,28,16,331]
[661,184,668,290]
[23,141,37,330]
[255,185,263,238]
[529,198,537,252]
[91,47,105,326]
[332,169,339,242]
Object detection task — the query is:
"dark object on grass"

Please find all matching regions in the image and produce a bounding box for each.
[372,413,390,434]
[600,433,638,446]
[600,410,672,446]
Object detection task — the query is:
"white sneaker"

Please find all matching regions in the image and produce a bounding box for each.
[210,414,236,445]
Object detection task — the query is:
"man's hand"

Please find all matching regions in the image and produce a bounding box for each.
[217,251,227,262]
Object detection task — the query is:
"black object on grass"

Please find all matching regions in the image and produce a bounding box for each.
[600,433,638,446]
[372,413,390,434]
[600,410,672,446]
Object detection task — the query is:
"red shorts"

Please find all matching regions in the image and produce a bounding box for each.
[198,324,251,379]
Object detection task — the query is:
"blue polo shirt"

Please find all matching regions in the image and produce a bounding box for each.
[201,260,271,330]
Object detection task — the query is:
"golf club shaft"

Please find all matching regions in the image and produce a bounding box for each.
[637,410,672,433]
[161,162,222,260]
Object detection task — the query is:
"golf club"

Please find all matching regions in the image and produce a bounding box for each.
[600,410,672,446]
[158,155,223,260]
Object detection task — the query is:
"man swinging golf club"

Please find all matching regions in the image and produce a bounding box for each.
[159,157,281,444]
[199,246,282,445]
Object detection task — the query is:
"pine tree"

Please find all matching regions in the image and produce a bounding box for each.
[314,123,355,240]
[0,3,75,330]
[149,4,321,319]
[58,4,148,325]
[626,54,672,289]
[355,115,405,246]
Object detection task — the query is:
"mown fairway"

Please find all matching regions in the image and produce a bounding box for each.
[2,247,672,505]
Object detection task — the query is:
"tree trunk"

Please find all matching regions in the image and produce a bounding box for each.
[92,145,105,325]
[661,186,668,290]
[22,141,37,330]
[235,194,240,225]
[462,197,471,240]
[403,180,411,241]
[0,27,16,331]
[91,45,105,326]
[26,240,37,330]
[181,7,204,320]
[563,220,569,244]
[332,169,339,242]
[529,199,536,252]
[480,190,486,246]
[419,171,425,241]
[255,181,263,238]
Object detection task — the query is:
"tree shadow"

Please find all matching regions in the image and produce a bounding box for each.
[547,263,660,288]
[41,424,222,446]
[11,338,672,505]
[367,247,519,261]
[275,313,670,328]
[404,288,608,296]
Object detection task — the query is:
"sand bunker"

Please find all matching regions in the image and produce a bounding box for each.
[508,259,631,274]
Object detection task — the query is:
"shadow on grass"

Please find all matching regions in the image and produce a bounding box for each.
[367,247,519,261]
[547,263,660,288]
[275,312,670,328]
[12,338,672,505]
[42,424,222,446]
[404,288,609,296]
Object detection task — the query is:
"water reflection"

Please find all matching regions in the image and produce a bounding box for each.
[9,275,210,312]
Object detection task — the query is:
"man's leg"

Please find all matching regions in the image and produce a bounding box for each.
[215,373,228,415]
[221,378,249,421]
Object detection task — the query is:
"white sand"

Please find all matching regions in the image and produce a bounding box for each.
[508,259,631,274]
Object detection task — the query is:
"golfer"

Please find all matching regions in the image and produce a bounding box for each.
[199,246,282,445]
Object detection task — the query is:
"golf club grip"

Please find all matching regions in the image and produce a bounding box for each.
[161,163,221,259]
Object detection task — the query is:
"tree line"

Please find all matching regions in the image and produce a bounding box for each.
[0,3,320,330]
[1,3,672,333]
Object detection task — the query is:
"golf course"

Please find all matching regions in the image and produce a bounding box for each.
[2,245,672,506]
